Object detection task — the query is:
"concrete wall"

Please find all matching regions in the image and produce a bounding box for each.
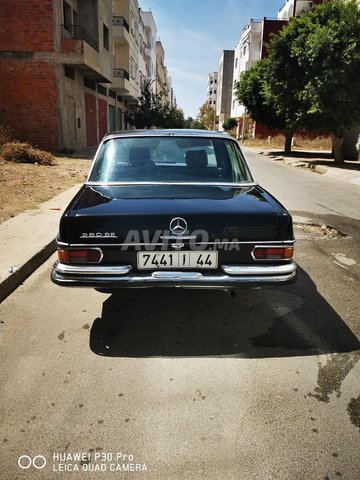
[0,0,175,150]
[216,50,234,130]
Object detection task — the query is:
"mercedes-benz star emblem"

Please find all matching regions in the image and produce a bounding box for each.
[169,217,188,235]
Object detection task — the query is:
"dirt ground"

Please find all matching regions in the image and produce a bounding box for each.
[0,156,92,224]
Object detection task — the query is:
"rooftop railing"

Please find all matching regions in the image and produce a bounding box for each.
[61,25,98,51]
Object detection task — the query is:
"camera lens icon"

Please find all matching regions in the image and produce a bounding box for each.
[18,455,47,469]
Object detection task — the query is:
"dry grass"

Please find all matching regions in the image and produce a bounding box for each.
[243,134,332,151]
[0,156,91,223]
[0,141,55,165]
[0,124,14,146]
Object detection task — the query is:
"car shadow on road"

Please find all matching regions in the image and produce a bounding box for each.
[89,266,359,358]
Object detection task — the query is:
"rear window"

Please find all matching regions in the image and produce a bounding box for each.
[89,136,254,184]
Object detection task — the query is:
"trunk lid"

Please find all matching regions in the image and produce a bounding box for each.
[59,185,292,245]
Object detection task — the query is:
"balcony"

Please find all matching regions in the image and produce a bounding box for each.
[112,68,139,99]
[60,25,112,83]
[112,16,131,45]
[61,25,98,51]
[113,68,130,80]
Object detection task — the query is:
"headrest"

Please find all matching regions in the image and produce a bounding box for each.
[128,147,151,166]
[185,150,208,168]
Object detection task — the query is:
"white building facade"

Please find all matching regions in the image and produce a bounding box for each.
[231,19,262,120]
[206,72,218,108]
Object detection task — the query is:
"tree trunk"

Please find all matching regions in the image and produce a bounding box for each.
[331,131,345,165]
[284,130,294,154]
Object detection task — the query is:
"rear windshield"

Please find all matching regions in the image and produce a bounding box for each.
[89,136,254,184]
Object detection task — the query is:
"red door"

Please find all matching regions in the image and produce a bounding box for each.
[98,98,107,141]
[85,92,97,147]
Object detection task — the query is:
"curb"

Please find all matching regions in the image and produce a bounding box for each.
[251,148,360,185]
[0,239,56,304]
[0,183,82,304]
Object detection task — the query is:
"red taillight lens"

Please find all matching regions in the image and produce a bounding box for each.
[58,248,102,263]
[253,246,294,260]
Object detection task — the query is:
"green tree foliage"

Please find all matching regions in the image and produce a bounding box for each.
[127,82,185,129]
[235,52,296,152]
[184,117,205,129]
[266,0,360,163]
[222,117,238,132]
[198,103,216,130]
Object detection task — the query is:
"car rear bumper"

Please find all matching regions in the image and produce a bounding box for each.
[51,261,297,289]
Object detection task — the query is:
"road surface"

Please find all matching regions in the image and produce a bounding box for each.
[0,148,359,480]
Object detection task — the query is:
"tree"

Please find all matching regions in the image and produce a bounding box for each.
[198,103,216,130]
[235,59,295,151]
[127,81,185,129]
[184,117,205,129]
[162,106,185,128]
[266,0,360,163]
[222,117,238,132]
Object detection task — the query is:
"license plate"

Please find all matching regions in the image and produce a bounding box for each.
[137,251,218,270]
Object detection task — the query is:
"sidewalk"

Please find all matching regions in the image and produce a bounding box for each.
[1,147,359,304]
[0,184,82,303]
[248,147,360,186]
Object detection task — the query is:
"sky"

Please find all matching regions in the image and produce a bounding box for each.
[142,0,284,118]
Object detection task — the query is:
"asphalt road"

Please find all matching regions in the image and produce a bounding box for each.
[0,149,359,480]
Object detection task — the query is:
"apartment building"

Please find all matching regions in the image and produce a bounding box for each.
[0,0,174,151]
[156,41,166,99]
[231,18,287,139]
[216,51,234,131]
[140,9,157,92]
[206,72,218,109]
[278,0,323,20]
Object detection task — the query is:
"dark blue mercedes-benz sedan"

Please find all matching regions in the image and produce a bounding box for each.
[51,129,297,292]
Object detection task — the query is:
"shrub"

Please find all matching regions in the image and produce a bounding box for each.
[0,124,14,146]
[222,118,238,132]
[0,141,55,165]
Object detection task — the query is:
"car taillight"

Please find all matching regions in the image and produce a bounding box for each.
[58,248,102,263]
[253,246,294,260]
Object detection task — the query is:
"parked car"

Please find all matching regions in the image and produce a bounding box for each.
[51,129,297,293]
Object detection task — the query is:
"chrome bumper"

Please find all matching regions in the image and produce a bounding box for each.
[51,261,297,289]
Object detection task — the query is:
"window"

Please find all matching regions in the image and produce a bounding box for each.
[90,136,254,184]
[235,58,238,68]
[213,90,216,95]
[214,79,217,84]
[103,24,109,51]
[210,90,212,95]
[63,1,71,28]
[64,65,75,80]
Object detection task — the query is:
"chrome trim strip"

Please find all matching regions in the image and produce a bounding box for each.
[222,262,296,276]
[57,241,69,247]
[85,181,257,188]
[151,271,203,280]
[54,262,132,276]
[251,245,294,262]
[61,240,296,248]
[160,235,197,240]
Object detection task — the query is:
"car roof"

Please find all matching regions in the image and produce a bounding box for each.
[103,129,231,140]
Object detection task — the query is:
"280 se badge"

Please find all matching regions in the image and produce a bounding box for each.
[51,129,297,292]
